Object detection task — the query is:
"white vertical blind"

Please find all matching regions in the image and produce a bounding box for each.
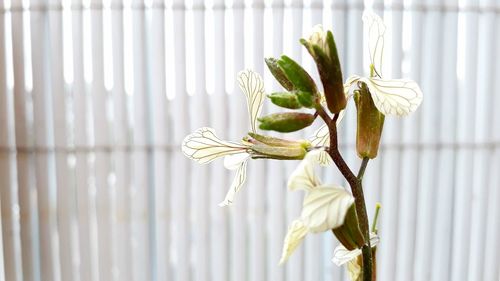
[1,0,500,280]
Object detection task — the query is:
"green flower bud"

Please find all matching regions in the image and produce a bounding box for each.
[268,92,302,109]
[250,144,308,160]
[265,57,294,91]
[295,90,315,108]
[332,204,365,250]
[301,28,346,114]
[246,132,311,149]
[277,55,318,100]
[258,112,315,133]
[354,86,385,159]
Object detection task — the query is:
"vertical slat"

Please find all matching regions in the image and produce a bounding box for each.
[150,0,169,280]
[466,0,495,279]
[0,6,24,280]
[130,0,152,277]
[392,4,422,281]
[482,13,500,280]
[89,0,114,278]
[450,0,478,279]
[73,0,99,279]
[189,0,210,280]
[430,1,458,280]
[30,0,63,278]
[209,0,229,280]
[171,0,190,280]
[110,0,132,278]
[413,1,442,279]
[11,0,41,279]
[48,0,80,278]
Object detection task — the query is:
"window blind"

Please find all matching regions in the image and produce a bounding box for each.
[0,0,499,280]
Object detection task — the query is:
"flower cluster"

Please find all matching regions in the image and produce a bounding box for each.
[181,10,423,280]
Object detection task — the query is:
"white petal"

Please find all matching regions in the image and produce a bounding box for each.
[279,220,309,264]
[182,127,249,164]
[218,159,249,207]
[301,186,355,232]
[287,151,322,191]
[224,153,250,170]
[237,69,266,133]
[360,77,423,117]
[309,124,329,147]
[346,258,362,281]
[362,11,386,76]
[332,233,380,266]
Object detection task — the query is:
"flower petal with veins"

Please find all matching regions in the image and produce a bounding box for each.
[182,127,249,164]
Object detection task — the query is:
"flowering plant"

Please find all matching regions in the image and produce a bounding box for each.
[182,11,422,280]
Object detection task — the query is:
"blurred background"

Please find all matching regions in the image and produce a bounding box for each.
[0,0,499,280]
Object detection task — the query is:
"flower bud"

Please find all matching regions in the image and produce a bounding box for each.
[246,132,310,149]
[332,204,365,250]
[258,112,315,133]
[268,92,302,109]
[301,26,346,114]
[250,144,308,160]
[277,56,318,101]
[265,57,294,91]
[354,86,385,159]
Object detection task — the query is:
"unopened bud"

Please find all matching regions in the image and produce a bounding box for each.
[265,57,294,91]
[277,56,318,101]
[332,204,365,250]
[301,28,346,114]
[258,112,315,133]
[247,132,310,149]
[268,92,302,109]
[250,144,308,160]
[354,86,385,159]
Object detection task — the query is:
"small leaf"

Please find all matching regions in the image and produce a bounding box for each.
[301,186,355,232]
[258,112,315,133]
[279,220,309,264]
[265,57,295,91]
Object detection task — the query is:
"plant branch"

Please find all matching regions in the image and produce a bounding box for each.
[317,104,373,281]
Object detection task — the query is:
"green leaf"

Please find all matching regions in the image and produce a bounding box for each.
[277,55,318,95]
[258,112,315,133]
[265,57,295,91]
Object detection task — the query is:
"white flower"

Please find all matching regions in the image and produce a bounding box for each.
[280,152,355,264]
[306,25,330,58]
[181,69,265,206]
[344,11,423,117]
[332,233,380,281]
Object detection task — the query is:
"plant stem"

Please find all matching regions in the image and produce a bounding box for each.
[316,106,373,281]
